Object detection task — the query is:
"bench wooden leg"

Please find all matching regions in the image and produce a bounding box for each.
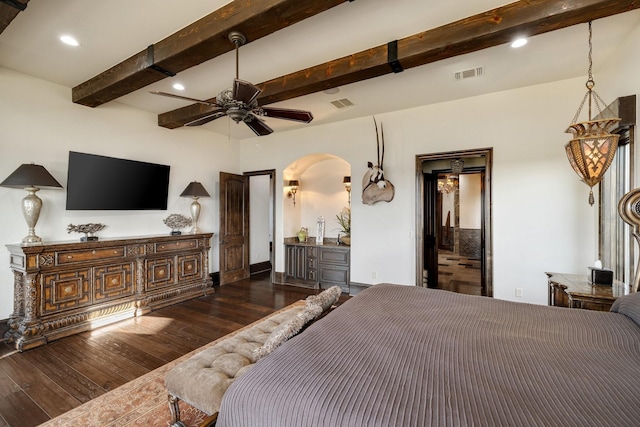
[168,394,186,427]
[199,412,218,427]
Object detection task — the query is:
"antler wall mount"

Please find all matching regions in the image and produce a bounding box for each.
[362,117,395,205]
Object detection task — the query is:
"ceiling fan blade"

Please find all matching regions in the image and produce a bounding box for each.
[244,114,273,136]
[185,110,227,126]
[149,91,217,106]
[233,79,261,105]
[260,107,314,123]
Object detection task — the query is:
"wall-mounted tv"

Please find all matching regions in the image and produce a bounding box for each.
[66,151,170,210]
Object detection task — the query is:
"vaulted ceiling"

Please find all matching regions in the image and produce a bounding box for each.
[1,0,639,139]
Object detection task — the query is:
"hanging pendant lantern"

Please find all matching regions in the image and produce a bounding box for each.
[565,21,620,206]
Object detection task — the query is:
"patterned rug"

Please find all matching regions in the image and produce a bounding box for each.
[39,302,304,427]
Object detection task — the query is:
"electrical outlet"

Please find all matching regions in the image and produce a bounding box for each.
[372,271,378,279]
[515,288,523,298]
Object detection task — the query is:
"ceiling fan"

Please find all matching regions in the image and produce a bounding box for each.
[150,31,314,136]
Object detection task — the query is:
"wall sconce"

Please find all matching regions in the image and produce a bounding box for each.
[343,176,351,205]
[287,180,299,206]
[180,181,210,234]
[0,163,63,245]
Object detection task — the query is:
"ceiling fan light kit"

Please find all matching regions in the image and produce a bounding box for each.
[151,31,313,136]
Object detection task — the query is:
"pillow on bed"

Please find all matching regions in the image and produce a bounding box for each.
[254,287,342,360]
[610,291,640,327]
[254,304,323,359]
[306,285,342,311]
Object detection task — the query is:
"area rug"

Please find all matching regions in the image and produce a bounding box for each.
[39,301,305,427]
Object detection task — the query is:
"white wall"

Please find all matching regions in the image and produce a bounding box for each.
[298,159,351,239]
[0,67,240,319]
[238,76,618,305]
[441,191,454,226]
[249,175,271,264]
[459,174,481,230]
[598,16,640,189]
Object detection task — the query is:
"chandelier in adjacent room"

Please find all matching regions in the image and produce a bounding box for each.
[438,176,459,194]
[565,21,620,206]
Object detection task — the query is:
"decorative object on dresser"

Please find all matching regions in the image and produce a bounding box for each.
[67,223,106,241]
[362,117,395,205]
[565,21,620,206]
[4,233,213,351]
[546,272,629,311]
[0,162,63,245]
[180,181,210,234]
[335,207,350,246]
[315,216,325,245]
[297,227,308,242]
[163,213,192,236]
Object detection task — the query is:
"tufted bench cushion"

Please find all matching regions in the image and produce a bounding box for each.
[165,286,342,423]
[165,304,306,416]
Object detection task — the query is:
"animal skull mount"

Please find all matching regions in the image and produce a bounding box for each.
[362,119,395,205]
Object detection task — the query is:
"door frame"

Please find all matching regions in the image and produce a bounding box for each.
[415,148,493,296]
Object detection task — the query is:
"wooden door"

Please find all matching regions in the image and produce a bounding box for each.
[219,172,250,285]
[423,172,438,288]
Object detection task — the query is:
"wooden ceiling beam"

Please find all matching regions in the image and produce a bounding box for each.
[71,0,350,107]
[0,0,29,35]
[158,0,640,129]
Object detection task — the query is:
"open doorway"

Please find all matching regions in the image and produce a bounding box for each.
[416,149,493,297]
[247,170,275,282]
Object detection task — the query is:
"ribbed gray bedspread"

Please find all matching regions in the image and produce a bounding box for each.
[217,284,640,426]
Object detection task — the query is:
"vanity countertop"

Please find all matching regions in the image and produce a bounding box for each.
[284,237,349,247]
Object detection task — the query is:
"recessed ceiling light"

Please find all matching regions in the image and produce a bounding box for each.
[323,88,340,95]
[511,38,528,48]
[172,83,185,91]
[59,35,79,47]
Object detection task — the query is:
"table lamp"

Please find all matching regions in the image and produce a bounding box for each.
[180,181,210,234]
[1,163,63,245]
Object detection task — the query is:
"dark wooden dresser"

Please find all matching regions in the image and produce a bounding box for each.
[546,272,630,312]
[284,240,350,293]
[5,233,213,351]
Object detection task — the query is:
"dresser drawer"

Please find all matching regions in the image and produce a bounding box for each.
[42,269,92,315]
[56,247,125,265]
[154,239,198,253]
[319,247,349,266]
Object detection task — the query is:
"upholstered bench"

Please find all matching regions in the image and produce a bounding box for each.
[165,286,342,427]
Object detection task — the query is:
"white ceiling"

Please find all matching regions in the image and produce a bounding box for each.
[1,0,639,140]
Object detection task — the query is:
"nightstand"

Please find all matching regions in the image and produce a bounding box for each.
[546,272,630,311]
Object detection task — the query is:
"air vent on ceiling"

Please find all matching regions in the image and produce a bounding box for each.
[454,67,484,80]
[330,98,354,109]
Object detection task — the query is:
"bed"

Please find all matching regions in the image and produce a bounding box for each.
[216,284,640,427]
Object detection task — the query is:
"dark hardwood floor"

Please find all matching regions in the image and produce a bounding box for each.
[0,273,344,427]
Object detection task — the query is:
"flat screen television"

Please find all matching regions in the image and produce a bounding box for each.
[66,151,170,210]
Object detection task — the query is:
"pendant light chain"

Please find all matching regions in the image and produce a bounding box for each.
[587,21,594,120]
[587,21,594,89]
[570,21,611,124]
[235,40,239,80]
